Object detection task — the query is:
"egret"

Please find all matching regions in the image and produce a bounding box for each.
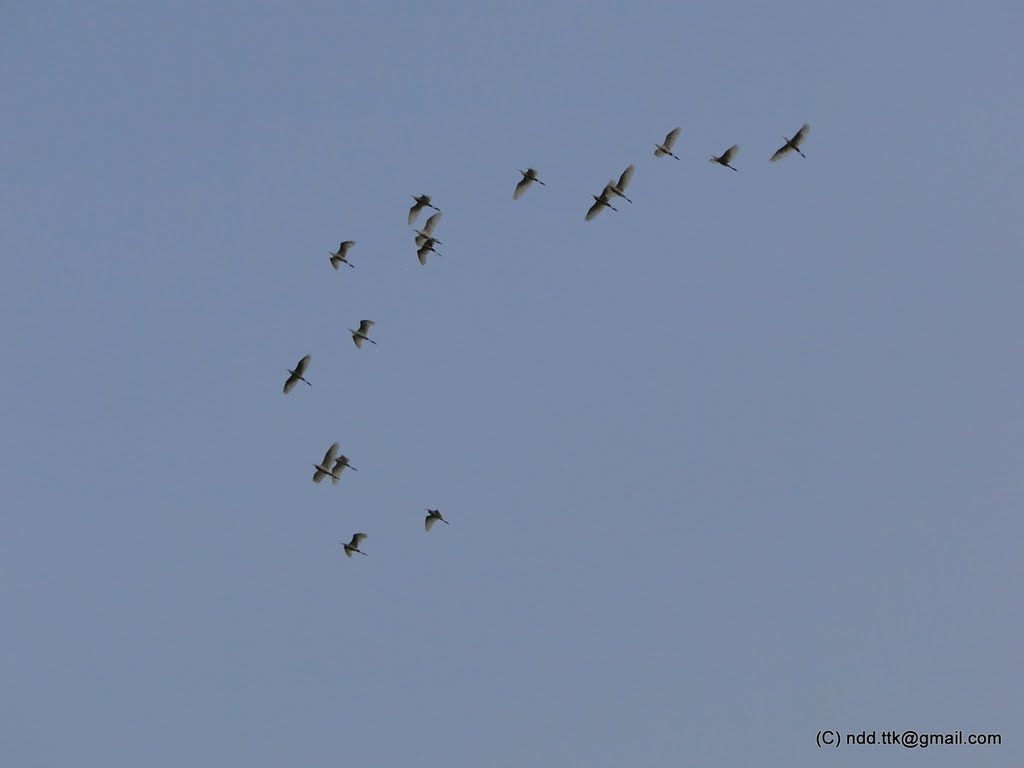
[654,127,682,160]
[349,319,376,348]
[585,185,619,221]
[513,168,546,200]
[312,442,341,483]
[414,211,443,246]
[416,238,442,265]
[710,144,740,171]
[606,164,635,203]
[283,354,312,393]
[330,454,358,485]
[409,194,440,226]
[329,241,356,269]
[770,123,810,162]
[341,533,368,557]
[425,508,449,532]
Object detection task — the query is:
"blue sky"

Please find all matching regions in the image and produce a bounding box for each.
[2,2,1021,765]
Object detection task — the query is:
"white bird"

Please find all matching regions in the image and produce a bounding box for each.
[654,127,682,160]
[329,241,356,269]
[414,211,443,246]
[606,165,635,203]
[425,508,449,532]
[283,354,312,393]
[416,238,442,265]
[349,319,376,348]
[710,144,740,171]
[409,194,440,226]
[341,533,368,557]
[513,168,546,200]
[770,123,810,161]
[312,442,341,483]
[330,454,358,485]
[585,185,619,221]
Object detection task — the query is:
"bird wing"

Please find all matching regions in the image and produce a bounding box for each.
[721,145,739,163]
[417,245,429,264]
[422,211,442,235]
[408,202,423,225]
[617,164,635,191]
[353,334,363,348]
[663,127,681,149]
[359,320,375,335]
[425,514,436,532]
[339,240,355,255]
[350,533,367,547]
[283,373,299,393]
[585,200,604,220]
[791,123,810,146]
[513,176,532,200]
[295,354,311,375]
[770,143,793,162]
[330,255,341,270]
[322,441,340,467]
[313,467,328,483]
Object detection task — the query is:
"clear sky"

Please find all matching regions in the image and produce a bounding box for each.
[2,2,1021,765]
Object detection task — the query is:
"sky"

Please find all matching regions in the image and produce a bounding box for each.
[1,2,1021,765]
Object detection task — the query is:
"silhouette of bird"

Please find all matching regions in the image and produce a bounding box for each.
[329,241,356,269]
[770,123,810,161]
[312,442,340,483]
[414,211,443,246]
[513,168,546,200]
[349,320,376,348]
[425,508,449,532]
[283,354,312,393]
[585,185,619,221]
[416,238,442,265]
[654,127,682,160]
[710,144,740,171]
[409,194,440,226]
[330,454,357,485]
[341,533,368,557]
[606,164,635,203]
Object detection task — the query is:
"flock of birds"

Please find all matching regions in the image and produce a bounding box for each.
[282,121,811,561]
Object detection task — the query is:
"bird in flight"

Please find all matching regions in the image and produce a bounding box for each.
[341,533,368,557]
[329,241,356,269]
[585,184,619,221]
[425,508,449,532]
[283,354,312,393]
[409,194,440,226]
[710,144,740,171]
[654,127,682,160]
[349,319,376,348]
[414,211,443,246]
[330,454,358,485]
[770,123,810,161]
[606,164,635,203]
[513,168,546,200]
[312,442,341,483]
[416,238,442,265]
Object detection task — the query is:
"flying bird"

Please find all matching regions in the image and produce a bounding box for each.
[349,319,376,348]
[770,123,810,161]
[329,241,356,269]
[312,442,341,483]
[710,144,740,171]
[341,533,368,557]
[654,127,682,160]
[513,168,546,200]
[416,238,442,265]
[283,354,312,393]
[425,508,449,532]
[585,185,619,221]
[414,211,443,246]
[606,164,635,203]
[330,454,358,485]
[409,194,440,226]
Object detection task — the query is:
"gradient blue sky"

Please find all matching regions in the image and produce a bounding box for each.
[2,2,1021,766]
